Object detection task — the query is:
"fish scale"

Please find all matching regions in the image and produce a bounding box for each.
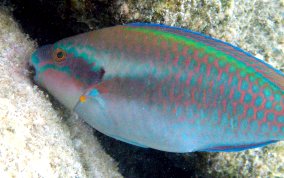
[111,26,282,134]
[31,23,284,152]
[160,28,274,125]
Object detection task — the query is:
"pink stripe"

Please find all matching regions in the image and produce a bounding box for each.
[182,46,188,56]
[219,85,225,96]
[172,42,178,53]
[185,56,191,67]
[232,102,237,115]
[39,60,53,67]
[202,90,208,108]
[222,99,227,112]
[173,55,179,66]
[197,75,203,86]
[206,63,211,77]
[164,51,170,64]
[185,70,194,86]
[229,88,234,99]
[239,91,245,103]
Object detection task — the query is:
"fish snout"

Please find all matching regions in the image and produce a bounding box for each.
[29,44,53,82]
[27,62,36,80]
[29,50,40,82]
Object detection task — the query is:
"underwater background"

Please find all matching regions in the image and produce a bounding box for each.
[0,0,283,177]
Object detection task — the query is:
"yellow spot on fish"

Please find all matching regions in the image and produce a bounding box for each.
[80,95,87,103]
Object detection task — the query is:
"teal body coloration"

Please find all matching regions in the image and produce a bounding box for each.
[30,23,284,152]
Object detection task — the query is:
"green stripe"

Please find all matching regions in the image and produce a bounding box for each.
[124,27,270,85]
[54,43,99,65]
[39,64,72,76]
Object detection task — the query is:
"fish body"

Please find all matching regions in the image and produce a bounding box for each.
[31,23,284,152]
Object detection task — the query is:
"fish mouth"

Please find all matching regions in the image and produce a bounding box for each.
[27,62,37,82]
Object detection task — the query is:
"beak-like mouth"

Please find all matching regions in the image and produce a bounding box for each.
[27,62,36,81]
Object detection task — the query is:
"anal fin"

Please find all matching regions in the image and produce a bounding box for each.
[200,140,279,152]
[110,134,149,148]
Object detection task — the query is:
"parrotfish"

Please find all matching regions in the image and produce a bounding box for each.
[30,23,284,152]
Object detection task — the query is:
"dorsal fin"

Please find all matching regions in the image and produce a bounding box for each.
[125,23,284,91]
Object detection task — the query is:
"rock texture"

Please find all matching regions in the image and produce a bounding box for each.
[209,142,284,177]
[116,0,284,71]
[0,0,283,177]
[0,8,121,178]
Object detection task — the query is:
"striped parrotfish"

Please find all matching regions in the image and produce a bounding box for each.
[30,23,284,152]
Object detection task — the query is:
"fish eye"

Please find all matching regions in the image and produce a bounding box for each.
[53,48,66,62]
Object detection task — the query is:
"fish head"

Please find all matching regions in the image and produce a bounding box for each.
[30,40,105,110]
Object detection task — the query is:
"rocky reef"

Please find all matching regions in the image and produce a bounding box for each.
[0,0,283,177]
[0,8,121,177]
[210,142,284,177]
[119,0,284,72]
